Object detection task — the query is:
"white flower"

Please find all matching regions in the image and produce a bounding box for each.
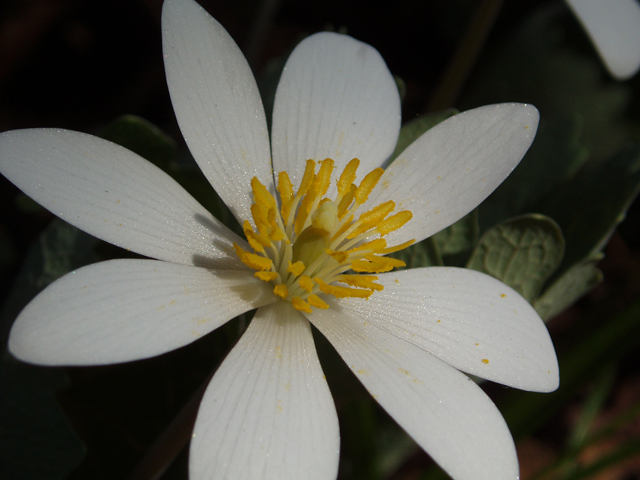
[0,0,558,479]
[565,0,640,80]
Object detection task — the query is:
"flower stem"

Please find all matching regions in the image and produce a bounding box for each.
[427,0,505,112]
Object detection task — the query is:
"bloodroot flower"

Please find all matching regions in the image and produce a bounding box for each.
[0,0,558,479]
[565,0,640,80]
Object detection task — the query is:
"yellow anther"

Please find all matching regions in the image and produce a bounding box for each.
[314,277,374,299]
[348,201,396,239]
[348,238,387,254]
[251,203,270,236]
[274,284,289,299]
[267,208,285,241]
[337,183,357,218]
[377,210,413,236]
[338,158,360,197]
[381,239,415,254]
[338,275,384,291]
[236,158,413,312]
[278,171,295,222]
[327,250,349,263]
[294,188,318,234]
[292,296,312,313]
[234,243,274,271]
[298,275,314,293]
[243,221,271,252]
[287,261,306,276]
[355,167,383,204]
[251,177,277,210]
[298,160,316,197]
[314,159,334,197]
[351,256,405,273]
[308,294,329,309]
[255,271,278,282]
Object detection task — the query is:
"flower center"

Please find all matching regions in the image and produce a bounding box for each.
[233,158,414,313]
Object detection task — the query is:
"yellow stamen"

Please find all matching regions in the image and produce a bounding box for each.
[327,250,348,263]
[315,277,374,298]
[355,167,384,204]
[337,183,357,218]
[348,201,396,239]
[338,275,384,291]
[314,159,334,197]
[351,256,406,273]
[234,243,273,271]
[292,296,312,313]
[287,261,305,276]
[251,177,277,210]
[298,160,316,197]
[348,238,387,253]
[381,239,415,254]
[308,294,329,309]
[243,221,271,253]
[251,203,270,236]
[378,210,413,236]
[298,275,314,293]
[274,284,289,299]
[255,271,278,282]
[235,158,414,313]
[338,158,360,197]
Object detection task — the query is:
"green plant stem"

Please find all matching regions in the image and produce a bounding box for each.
[427,0,504,112]
[129,370,214,480]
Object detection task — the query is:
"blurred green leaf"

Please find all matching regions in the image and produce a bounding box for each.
[467,214,564,302]
[534,256,603,321]
[499,297,640,439]
[0,219,96,480]
[566,362,617,452]
[433,209,479,266]
[0,359,85,480]
[460,6,634,165]
[389,109,458,164]
[538,145,640,276]
[480,116,589,228]
[101,115,177,170]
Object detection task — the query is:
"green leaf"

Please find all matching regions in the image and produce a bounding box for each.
[432,209,479,266]
[533,256,603,321]
[480,116,589,228]
[0,360,86,480]
[467,214,564,302]
[538,145,640,275]
[0,219,95,480]
[101,115,177,170]
[388,109,458,164]
[499,297,640,440]
[459,6,635,167]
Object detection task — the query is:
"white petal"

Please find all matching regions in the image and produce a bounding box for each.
[190,301,339,480]
[9,260,274,366]
[271,32,401,193]
[367,103,539,246]
[0,129,245,269]
[332,268,559,392]
[308,304,519,480]
[162,0,273,223]
[566,0,640,80]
